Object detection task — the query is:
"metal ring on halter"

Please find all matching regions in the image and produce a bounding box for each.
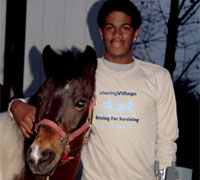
[60,135,70,150]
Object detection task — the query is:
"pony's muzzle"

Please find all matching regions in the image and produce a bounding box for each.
[26,147,56,174]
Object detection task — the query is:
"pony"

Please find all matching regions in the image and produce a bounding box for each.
[0,45,97,180]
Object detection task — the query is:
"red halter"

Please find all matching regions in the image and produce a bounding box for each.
[34,95,96,164]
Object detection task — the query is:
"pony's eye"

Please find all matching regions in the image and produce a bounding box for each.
[75,100,86,110]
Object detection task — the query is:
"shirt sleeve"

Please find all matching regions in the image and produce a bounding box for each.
[8,98,29,119]
[155,69,179,169]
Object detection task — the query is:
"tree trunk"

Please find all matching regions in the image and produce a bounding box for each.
[164,0,179,78]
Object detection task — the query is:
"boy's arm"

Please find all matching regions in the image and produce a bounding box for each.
[8,99,36,138]
[156,70,179,170]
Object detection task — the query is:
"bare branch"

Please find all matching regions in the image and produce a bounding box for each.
[180,4,200,24]
[181,20,200,25]
[157,0,168,26]
[179,1,200,24]
[176,50,200,83]
[178,0,186,14]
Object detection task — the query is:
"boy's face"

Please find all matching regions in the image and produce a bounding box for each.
[99,11,139,64]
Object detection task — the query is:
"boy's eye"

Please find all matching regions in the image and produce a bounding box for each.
[105,26,113,31]
[123,26,130,30]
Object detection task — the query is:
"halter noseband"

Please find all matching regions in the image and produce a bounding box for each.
[34,95,95,164]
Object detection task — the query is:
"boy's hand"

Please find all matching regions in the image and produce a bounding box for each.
[10,100,36,138]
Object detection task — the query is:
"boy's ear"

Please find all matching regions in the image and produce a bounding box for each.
[133,28,140,41]
[99,28,103,40]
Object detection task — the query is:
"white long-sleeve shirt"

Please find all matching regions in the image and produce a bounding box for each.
[81,57,179,180]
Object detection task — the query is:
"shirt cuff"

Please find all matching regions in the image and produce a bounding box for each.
[8,98,29,119]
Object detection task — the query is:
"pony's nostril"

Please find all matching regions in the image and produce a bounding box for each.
[40,149,55,165]
[26,148,35,165]
[27,148,32,156]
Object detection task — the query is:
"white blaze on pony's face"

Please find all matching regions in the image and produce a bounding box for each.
[55,84,71,96]
[64,84,70,90]
[30,145,42,164]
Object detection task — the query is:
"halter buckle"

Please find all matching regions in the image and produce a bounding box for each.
[83,123,92,143]
[60,135,70,150]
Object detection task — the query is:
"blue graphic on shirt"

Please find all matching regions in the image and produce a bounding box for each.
[100,99,135,115]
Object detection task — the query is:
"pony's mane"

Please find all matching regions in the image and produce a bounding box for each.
[43,48,88,83]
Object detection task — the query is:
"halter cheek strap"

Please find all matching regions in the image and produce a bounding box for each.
[34,95,96,164]
[83,94,96,143]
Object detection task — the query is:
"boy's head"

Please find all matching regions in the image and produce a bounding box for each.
[97,0,142,31]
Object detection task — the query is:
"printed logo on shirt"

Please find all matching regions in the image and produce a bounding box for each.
[100,91,136,97]
[96,91,140,130]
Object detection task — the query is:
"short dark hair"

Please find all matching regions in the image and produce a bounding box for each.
[97,0,142,31]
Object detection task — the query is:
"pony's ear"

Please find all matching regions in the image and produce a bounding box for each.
[82,45,97,75]
[42,45,57,77]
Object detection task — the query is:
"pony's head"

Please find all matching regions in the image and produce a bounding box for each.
[26,45,97,176]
